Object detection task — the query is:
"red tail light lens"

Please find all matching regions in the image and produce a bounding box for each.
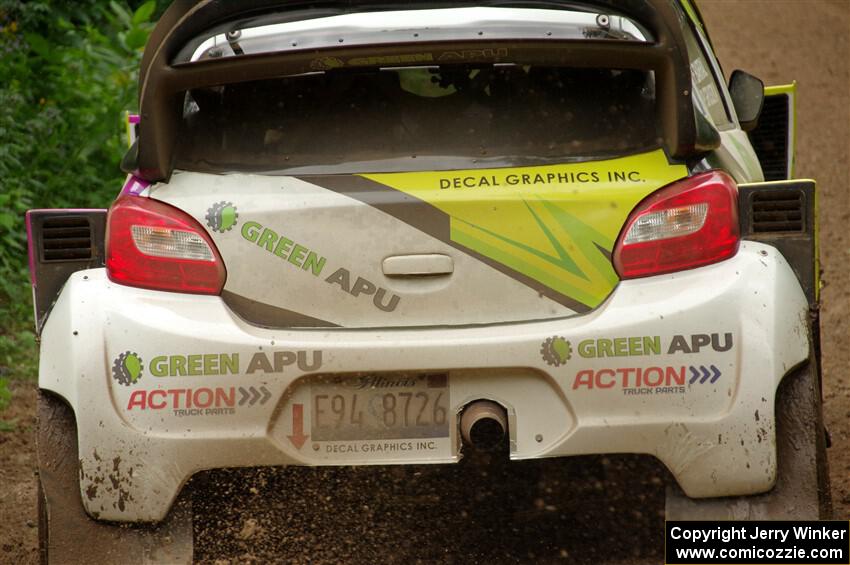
[613,171,740,279]
[106,197,226,294]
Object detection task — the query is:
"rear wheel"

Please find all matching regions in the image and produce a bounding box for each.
[36,391,194,564]
[666,360,831,519]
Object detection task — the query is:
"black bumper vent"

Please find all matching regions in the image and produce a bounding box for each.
[41,216,94,261]
[27,209,107,333]
[739,181,815,303]
[751,190,804,233]
[748,94,790,181]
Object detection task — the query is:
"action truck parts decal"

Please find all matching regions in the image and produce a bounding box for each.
[126,385,273,416]
[560,333,734,396]
[572,365,723,393]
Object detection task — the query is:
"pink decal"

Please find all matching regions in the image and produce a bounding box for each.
[120,175,151,197]
[128,114,141,125]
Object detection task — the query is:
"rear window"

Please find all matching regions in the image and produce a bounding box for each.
[175,64,659,174]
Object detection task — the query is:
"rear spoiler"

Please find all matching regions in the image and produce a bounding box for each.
[135,0,705,182]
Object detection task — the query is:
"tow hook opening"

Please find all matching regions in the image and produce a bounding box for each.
[460,400,508,452]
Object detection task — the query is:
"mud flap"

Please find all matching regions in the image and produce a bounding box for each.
[37,391,193,564]
[665,361,831,519]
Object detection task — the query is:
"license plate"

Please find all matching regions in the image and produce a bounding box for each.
[311,373,449,442]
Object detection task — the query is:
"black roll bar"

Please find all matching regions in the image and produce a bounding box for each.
[136,0,698,181]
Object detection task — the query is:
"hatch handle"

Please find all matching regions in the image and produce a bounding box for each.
[382,254,454,277]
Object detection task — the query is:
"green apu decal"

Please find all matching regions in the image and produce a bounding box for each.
[578,337,662,358]
[206,201,239,233]
[112,351,144,386]
[578,334,734,358]
[541,333,735,367]
[148,350,323,377]
[540,336,572,367]
[239,219,401,312]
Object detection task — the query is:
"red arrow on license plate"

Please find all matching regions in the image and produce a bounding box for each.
[287,403,309,450]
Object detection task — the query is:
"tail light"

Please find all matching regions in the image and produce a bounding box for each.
[613,171,740,278]
[106,197,226,294]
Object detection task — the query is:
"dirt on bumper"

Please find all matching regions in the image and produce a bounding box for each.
[39,242,810,522]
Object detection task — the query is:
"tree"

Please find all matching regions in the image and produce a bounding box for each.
[0,0,166,413]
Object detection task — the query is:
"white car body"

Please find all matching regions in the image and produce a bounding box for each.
[31,1,822,531]
[41,237,808,521]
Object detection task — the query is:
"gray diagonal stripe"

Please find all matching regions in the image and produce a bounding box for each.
[222,290,340,328]
[298,174,590,313]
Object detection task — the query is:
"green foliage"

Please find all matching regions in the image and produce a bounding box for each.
[0,0,163,398]
[0,375,10,413]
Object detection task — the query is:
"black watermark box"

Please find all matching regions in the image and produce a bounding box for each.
[666,521,849,564]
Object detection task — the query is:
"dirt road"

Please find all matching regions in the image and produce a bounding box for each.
[1,1,848,563]
[698,0,850,525]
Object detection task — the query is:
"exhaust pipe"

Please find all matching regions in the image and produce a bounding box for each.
[460,400,508,451]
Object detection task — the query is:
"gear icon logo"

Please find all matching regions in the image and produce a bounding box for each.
[540,337,572,367]
[206,201,238,233]
[112,352,144,386]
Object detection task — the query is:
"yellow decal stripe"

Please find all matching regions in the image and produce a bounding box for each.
[764,83,796,96]
[363,150,688,308]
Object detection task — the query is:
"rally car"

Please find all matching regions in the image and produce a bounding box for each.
[28,0,829,561]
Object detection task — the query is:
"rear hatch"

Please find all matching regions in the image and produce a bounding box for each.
[150,62,688,328]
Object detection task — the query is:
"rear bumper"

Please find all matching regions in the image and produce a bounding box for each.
[39,241,810,522]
